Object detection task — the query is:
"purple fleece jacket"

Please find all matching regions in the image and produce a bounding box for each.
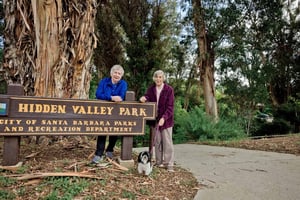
[143,83,174,130]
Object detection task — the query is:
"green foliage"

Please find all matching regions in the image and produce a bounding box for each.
[274,99,300,132]
[0,81,7,94]
[93,1,180,98]
[134,125,151,148]
[16,187,26,196]
[173,99,190,143]
[45,190,59,200]
[139,188,150,195]
[0,176,16,187]
[42,177,89,200]
[175,106,245,141]
[250,118,291,137]
[0,48,3,64]
[16,165,28,174]
[0,176,16,200]
[121,189,136,199]
[250,97,300,136]
[0,190,15,200]
[89,70,98,99]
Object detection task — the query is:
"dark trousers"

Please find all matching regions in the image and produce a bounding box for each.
[95,135,118,156]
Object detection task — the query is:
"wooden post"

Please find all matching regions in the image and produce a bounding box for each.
[120,91,135,160]
[3,84,23,165]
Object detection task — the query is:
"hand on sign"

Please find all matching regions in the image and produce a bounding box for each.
[139,96,147,103]
[111,96,122,102]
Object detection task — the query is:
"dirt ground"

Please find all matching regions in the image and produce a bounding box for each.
[0,136,199,200]
[0,134,299,200]
[199,134,300,156]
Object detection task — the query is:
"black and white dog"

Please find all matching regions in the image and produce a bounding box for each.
[137,151,152,176]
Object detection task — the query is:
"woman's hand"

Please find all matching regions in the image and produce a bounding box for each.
[158,118,165,126]
[139,96,147,103]
[111,96,123,102]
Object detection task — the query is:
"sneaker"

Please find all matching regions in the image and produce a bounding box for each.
[91,155,103,164]
[106,151,113,159]
[167,166,174,172]
[155,164,166,168]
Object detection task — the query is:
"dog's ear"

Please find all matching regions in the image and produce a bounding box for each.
[137,151,143,162]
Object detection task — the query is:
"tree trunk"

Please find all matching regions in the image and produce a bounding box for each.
[3,0,97,98]
[192,0,218,119]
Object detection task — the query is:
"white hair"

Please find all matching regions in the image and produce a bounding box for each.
[153,70,166,81]
[110,64,124,76]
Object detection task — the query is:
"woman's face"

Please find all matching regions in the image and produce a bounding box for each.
[154,74,164,87]
[111,70,123,83]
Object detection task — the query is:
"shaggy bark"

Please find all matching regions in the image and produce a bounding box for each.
[3,0,97,98]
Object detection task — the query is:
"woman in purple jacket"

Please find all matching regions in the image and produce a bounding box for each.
[139,70,175,172]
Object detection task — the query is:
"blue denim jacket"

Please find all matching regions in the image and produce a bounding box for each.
[95,77,128,101]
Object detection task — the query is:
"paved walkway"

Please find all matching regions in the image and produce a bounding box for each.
[175,144,300,200]
[135,144,300,200]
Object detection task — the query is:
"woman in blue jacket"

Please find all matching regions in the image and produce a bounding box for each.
[92,65,128,164]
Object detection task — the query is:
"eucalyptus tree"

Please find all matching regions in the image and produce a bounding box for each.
[3,0,97,98]
[190,0,219,119]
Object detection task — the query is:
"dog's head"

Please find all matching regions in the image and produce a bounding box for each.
[137,151,151,164]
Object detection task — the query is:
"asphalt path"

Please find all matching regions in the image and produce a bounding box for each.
[134,144,300,200]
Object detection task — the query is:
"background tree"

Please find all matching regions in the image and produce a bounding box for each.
[192,0,218,119]
[90,0,125,98]
[3,0,97,98]
[94,1,125,78]
[109,0,178,98]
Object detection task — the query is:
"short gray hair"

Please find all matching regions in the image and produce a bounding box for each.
[153,70,166,81]
[110,64,124,76]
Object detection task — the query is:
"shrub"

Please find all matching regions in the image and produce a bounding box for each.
[175,106,245,142]
[173,100,190,143]
[250,118,291,137]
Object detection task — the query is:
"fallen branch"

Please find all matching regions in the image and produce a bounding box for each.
[64,161,86,170]
[107,158,129,171]
[5,172,103,181]
[25,152,40,159]
[0,162,23,172]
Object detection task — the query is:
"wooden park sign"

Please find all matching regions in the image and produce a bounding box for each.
[0,84,156,166]
[0,96,156,136]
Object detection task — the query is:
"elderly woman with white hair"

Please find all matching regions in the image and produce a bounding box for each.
[91,64,128,164]
[139,70,175,172]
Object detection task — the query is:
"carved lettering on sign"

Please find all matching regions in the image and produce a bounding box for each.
[18,104,66,113]
[72,106,114,115]
[0,96,156,136]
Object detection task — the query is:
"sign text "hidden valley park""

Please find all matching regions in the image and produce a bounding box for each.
[0,96,156,136]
